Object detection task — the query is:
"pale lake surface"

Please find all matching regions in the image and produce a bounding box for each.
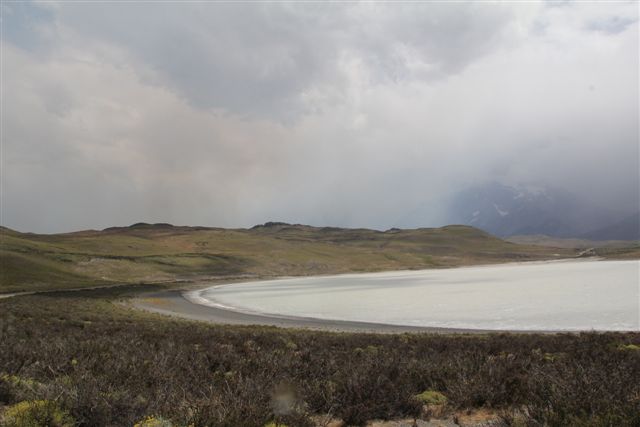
[190,260,640,331]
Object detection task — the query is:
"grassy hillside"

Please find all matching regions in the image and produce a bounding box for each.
[507,234,640,249]
[0,222,578,293]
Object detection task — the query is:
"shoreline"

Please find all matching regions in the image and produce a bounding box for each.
[132,290,492,333]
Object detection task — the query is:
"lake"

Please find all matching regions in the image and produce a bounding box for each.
[190,260,639,331]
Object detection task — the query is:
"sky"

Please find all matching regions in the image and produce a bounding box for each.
[1,1,638,233]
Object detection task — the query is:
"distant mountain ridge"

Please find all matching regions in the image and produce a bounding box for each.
[447,182,638,240]
[582,212,640,241]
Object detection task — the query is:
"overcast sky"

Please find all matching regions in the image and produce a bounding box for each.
[1,1,638,233]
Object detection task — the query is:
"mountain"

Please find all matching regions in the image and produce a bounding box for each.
[447,182,628,239]
[582,212,640,241]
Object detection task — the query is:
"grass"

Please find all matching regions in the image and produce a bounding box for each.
[0,287,639,426]
[1,223,581,293]
[0,250,110,292]
[507,234,640,250]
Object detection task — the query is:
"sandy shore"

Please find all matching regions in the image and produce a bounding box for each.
[133,289,511,334]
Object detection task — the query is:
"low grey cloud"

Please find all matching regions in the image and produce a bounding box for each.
[1,1,638,233]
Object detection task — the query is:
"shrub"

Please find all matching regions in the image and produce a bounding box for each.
[2,400,74,427]
[1,294,639,426]
[414,390,448,406]
[0,375,45,402]
[618,343,640,352]
[133,415,174,427]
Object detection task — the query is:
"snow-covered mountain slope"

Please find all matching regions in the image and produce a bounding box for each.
[447,182,634,239]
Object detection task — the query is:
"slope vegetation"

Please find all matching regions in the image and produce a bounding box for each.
[1,223,575,293]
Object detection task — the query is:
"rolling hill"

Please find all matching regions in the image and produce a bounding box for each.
[0,222,576,293]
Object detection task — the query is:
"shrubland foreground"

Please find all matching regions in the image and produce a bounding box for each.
[1,286,639,426]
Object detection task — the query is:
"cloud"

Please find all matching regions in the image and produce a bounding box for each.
[1,1,638,232]
[24,2,525,118]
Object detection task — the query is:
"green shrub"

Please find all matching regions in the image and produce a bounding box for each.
[618,343,640,352]
[2,400,74,427]
[133,415,174,427]
[414,390,448,405]
[0,375,44,402]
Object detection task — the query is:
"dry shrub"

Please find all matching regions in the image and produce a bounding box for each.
[1,294,639,426]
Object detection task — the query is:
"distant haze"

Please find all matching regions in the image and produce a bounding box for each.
[2,2,638,233]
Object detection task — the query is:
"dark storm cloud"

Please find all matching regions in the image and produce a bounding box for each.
[1,1,638,232]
